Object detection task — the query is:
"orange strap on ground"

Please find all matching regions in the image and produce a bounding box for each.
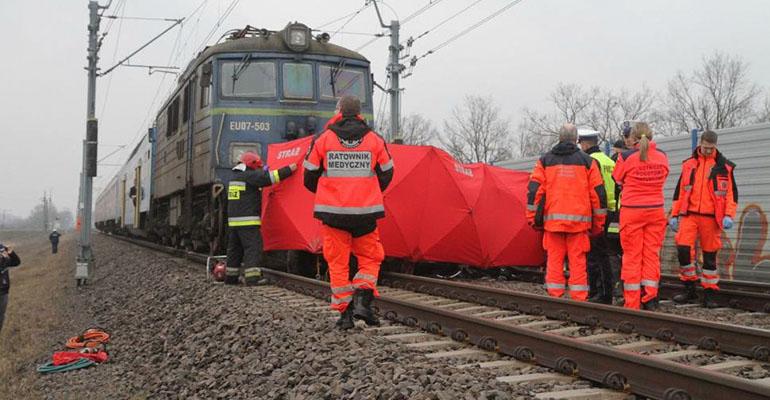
[65,328,110,349]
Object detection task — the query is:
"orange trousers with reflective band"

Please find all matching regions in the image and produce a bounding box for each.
[322,225,385,312]
[620,207,667,309]
[675,214,722,289]
[543,231,590,301]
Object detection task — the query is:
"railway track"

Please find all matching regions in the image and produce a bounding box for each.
[508,268,770,313]
[105,234,770,399]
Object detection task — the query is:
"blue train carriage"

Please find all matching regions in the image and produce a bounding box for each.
[149,23,374,253]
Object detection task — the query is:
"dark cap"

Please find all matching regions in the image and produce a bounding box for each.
[613,139,625,149]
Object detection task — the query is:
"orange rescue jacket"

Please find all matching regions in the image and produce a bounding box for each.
[612,141,669,208]
[671,147,737,228]
[303,115,394,234]
[526,141,607,233]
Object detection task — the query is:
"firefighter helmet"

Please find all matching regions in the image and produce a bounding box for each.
[240,152,263,170]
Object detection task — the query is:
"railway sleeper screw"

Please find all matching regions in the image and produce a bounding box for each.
[602,371,629,391]
[404,317,419,327]
[584,315,600,327]
[617,321,634,334]
[555,357,578,376]
[478,337,498,351]
[663,388,692,400]
[384,311,398,321]
[556,310,570,321]
[512,346,535,362]
[751,345,770,361]
[529,306,543,316]
[451,330,469,342]
[426,322,442,334]
[656,328,675,342]
[698,336,719,351]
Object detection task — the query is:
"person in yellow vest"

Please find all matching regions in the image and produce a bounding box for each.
[578,130,618,304]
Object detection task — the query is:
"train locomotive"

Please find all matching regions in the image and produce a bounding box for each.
[95,22,375,255]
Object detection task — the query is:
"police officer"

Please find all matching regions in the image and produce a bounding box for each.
[669,130,737,308]
[304,95,394,329]
[578,130,617,304]
[49,229,61,254]
[527,124,607,301]
[226,152,296,285]
[0,243,21,333]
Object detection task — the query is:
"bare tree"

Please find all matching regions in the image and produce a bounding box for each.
[756,93,770,124]
[439,95,513,164]
[662,51,760,133]
[516,83,656,156]
[376,113,437,145]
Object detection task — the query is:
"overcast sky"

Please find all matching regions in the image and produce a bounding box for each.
[1,0,769,218]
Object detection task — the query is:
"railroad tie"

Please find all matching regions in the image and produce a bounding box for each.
[652,349,717,360]
[457,359,530,370]
[701,359,762,372]
[533,388,630,400]
[425,348,494,360]
[575,332,625,343]
[612,340,668,352]
[496,372,576,385]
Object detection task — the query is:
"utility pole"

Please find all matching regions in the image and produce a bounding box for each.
[43,191,49,232]
[76,1,182,286]
[76,0,101,286]
[371,0,404,144]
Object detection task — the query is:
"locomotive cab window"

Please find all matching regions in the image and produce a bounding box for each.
[230,142,262,166]
[319,66,366,102]
[282,63,313,100]
[220,60,276,98]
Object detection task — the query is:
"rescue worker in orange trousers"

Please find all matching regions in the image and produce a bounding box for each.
[226,152,296,285]
[669,130,737,308]
[303,95,394,330]
[527,124,607,301]
[612,122,670,310]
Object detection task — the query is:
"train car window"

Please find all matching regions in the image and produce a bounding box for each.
[166,97,180,137]
[200,83,210,108]
[229,142,262,166]
[176,139,185,160]
[182,84,190,123]
[319,66,366,103]
[220,61,276,98]
[282,63,313,99]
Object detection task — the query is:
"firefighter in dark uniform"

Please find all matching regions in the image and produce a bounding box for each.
[226,152,296,285]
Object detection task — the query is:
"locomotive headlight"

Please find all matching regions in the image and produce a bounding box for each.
[283,23,310,52]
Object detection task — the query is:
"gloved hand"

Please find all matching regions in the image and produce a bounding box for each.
[289,163,298,172]
[668,217,678,232]
[722,216,734,230]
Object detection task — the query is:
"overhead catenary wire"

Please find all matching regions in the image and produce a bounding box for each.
[330,2,372,39]
[353,0,444,52]
[410,0,524,69]
[409,0,484,44]
[98,0,127,119]
[194,0,241,55]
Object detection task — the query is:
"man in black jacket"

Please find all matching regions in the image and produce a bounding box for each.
[1,243,21,333]
[226,152,296,285]
[49,230,61,254]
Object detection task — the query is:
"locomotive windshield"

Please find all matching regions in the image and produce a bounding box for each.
[319,65,366,102]
[282,63,313,99]
[220,60,276,97]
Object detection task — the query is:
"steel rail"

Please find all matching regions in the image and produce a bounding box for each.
[508,268,770,312]
[260,269,770,400]
[380,273,770,361]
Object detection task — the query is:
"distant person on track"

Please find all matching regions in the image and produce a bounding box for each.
[0,243,21,333]
[527,124,607,301]
[612,122,670,310]
[225,152,296,286]
[303,95,394,330]
[578,130,617,304]
[669,130,737,308]
[49,229,61,254]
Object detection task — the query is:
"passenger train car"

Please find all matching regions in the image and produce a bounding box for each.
[95,23,375,254]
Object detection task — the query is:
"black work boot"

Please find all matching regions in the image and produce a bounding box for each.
[352,289,380,326]
[642,297,659,311]
[672,281,698,304]
[588,293,612,304]
[702,288,719,309]
[336,307,354,330]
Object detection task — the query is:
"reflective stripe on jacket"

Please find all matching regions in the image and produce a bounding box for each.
[526,141,607,233]
[304,115,394,230]
[671,147,737,228]
[227,164,294,228]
